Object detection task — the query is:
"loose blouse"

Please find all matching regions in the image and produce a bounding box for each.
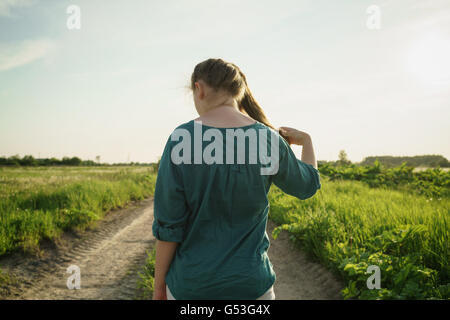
[152,120,321,299]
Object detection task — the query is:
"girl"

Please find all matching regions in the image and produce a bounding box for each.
[152,58,320,300]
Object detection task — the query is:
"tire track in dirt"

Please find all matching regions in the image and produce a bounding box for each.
[1,198,156,300]
[266,219,343,299]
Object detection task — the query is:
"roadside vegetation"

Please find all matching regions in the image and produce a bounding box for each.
[136,248,156,300]
[318,160,449,198]
[0,166,156,256]
[269,163,449,299]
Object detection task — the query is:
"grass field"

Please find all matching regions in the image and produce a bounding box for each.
[1,165,449,300]
[0,166,156,256]
[269,177,450,299]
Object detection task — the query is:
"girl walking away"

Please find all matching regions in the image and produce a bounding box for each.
[152,58,321,300]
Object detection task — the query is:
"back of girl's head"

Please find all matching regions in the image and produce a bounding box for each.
[190,58,279,134]
[190,58,246,100]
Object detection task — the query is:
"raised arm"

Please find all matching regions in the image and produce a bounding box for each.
[279,126,317,169]
[271,127,321,200]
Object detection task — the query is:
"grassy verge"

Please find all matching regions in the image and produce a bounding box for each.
[136,248,156,300]
[268,177,450,299]
[0,166,156,256]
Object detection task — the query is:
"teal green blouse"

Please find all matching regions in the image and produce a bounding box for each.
[152,120,321,300]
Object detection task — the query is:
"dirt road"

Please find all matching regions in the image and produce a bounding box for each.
[0,198,342,299]
[266,220,343,299]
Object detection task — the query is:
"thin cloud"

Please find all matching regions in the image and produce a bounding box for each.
[0,39,54,72]
[0,0,36,17]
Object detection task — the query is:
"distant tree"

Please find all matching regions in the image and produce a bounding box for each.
[40,158,52,166]
[95,155,101,164]
[438,158,450,168]
[69,157,82,166]
[50,157,61,166]
[20,155,37,166]
[59,157,81,166]
[7,155,21,166]
[61,157,71,165]
[81,160,96,166]
[337,150,351,166]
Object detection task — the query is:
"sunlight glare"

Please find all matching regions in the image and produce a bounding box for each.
[406,31,450,87]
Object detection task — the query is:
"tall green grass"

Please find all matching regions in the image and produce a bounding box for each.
[269,177,450,299]
[136,248,156,300]
[0,166,156,255]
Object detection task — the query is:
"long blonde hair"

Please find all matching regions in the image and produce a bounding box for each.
[190,58,288,141]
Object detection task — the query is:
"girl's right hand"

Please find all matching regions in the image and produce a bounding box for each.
[278,127,311,146]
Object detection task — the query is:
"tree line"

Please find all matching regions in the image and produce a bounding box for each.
[1,152,448,169]
[0,155,154,167]
[318,151,449,168]
[360,155,449,168]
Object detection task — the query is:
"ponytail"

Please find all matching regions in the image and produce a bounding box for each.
[236,68,290,142]
[239,86,273,129]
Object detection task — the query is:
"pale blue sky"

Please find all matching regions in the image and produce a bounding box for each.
[1,0,449,163]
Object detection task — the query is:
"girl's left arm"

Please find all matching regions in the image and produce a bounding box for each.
[153,239,179,300]
[152,133,189,299]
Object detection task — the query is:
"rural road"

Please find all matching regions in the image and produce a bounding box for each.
[0,198,342,300]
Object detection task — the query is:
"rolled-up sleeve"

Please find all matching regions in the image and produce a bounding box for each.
[152,137,189,243]
[271,135,321,200]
